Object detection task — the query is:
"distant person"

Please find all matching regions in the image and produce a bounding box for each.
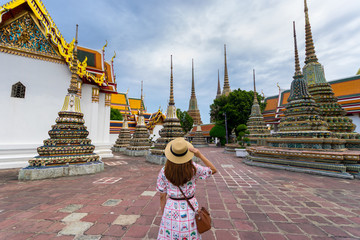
[156,137,217,240]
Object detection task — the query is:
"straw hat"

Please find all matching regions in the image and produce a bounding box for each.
[165,138,194,164]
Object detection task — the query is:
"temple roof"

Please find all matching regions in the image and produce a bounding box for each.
[147,110,166,130]
[188,124,215,137]
[0,0,116,93]
[111,92,147,116]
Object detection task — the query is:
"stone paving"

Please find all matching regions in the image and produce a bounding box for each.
[0,146,359,240]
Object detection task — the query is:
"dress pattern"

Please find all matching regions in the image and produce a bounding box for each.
[156,162,212,240]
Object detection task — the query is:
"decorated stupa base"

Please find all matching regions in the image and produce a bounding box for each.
[113,116,132,152]
[245,146,360,179]
[18,161,104,181]
[224,143,241,153]
[124,124,151,157]
[19,92,102,180]
[192,126,208,147]
[113,129,131,152]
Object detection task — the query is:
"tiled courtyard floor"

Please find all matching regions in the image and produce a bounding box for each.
[0,146,359,240]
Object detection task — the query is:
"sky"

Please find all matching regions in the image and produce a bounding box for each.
[5,0,360,123]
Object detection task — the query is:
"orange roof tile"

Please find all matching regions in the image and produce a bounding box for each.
[331,78,360,97]
[264,97,278,111]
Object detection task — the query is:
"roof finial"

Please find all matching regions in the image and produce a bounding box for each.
[293,21,302,77]
[169,55,175,105]
[111,51,116,63]
[304,0,318,64]
[102,40,108,52]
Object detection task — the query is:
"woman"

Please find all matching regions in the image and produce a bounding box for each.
[156,137,217,240]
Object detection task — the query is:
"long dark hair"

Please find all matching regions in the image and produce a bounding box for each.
[164,160,196,186]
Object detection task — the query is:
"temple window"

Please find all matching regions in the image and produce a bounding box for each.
[11,82,26,98]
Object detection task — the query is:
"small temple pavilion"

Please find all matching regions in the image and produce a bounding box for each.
[187,59,202,125]
[146,56,185,165]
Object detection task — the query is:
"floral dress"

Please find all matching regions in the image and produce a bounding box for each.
[156,162,212,240]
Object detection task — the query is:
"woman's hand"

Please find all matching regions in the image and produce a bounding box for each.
[189,147,201,158]
[189,147,217,174]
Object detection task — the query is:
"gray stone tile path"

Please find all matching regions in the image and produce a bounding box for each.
[0,146,359,239]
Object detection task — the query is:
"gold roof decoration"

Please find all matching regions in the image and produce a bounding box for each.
[0,0,105,86]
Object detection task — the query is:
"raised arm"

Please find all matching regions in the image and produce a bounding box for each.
[189,147,217,174]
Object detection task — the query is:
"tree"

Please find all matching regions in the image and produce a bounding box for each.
[210,89,266,135]
[110,108,123,120]
[236,124,250,147]
[209,124,226,146]
[176,108,194,133]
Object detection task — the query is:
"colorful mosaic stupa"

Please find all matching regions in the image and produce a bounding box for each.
[19,26,103,180]
[113,114,131,152]
[245,22,360,179]
[191,125,208,147]
[302,0,360,149]
[187,59,202,125]
[124,81,151,156]
[146,56,185,164]
[246,70,271,146]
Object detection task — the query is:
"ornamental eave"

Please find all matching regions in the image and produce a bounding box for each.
[0,0,111,88]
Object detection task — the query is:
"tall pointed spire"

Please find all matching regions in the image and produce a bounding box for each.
[288,22,311,102]
[216,69,221,99]
[304,0,318,64]
[222,44,231,96]
[191,58,195,97]
[68,24,79,95]
[140,80,144,114]
[169,55,175,106]
[253,69,258,103]
[293,21,302,77]
[302,1,357,136]
[187,59,202,125]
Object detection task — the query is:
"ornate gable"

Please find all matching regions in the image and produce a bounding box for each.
[0,12,63,62]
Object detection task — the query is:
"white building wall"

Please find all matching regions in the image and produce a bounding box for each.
[0,53,114,168]
[94,93,113,157]
[0,54,70,168]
